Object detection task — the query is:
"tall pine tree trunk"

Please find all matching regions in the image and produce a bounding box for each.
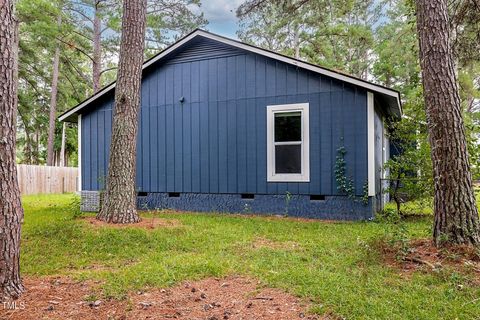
[416,0,480,246]
[47,15,62,166]
[92,1,102,93]
[97,0,147,223]
[0,0,24,300]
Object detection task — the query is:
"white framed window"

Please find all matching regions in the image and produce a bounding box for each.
[267,103,310,182]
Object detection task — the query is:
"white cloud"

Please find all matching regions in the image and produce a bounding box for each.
[200,0,244,22]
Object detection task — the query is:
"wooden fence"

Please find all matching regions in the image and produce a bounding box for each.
[16,164,79,195]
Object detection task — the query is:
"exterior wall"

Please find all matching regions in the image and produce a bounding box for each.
[80,37,373,219]
[374,103,389,211]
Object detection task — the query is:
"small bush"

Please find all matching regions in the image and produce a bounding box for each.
[68,194,82,219]
[384,197,433,216]
[371,215,411,261]
[375,207,401,223]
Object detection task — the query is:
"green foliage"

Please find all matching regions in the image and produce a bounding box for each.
[387,187,479,217]
[376,206,401,224]
[16,0,91,165]
[384,222,410,260]
[237,0,379,78]
[335,143,369,206]
[383,117,434,215]
[68,194,82,219]
[144,0,207,56]
[20,194,480,319]
[334,145,355,198]
[362,181,369,205]
[15,0,207,165]
[384,198,433,216]
[374,0,480,183]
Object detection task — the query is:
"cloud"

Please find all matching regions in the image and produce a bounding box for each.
[200,0,244,22]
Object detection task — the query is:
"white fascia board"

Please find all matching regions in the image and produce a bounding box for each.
[77,114,82,192]
[58,83,115,122]
[59,29,401,122]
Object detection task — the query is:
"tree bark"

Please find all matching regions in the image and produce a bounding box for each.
[0,0,24,300]
[92,1,102,93]
[416,0,480,246]
[47,15,62,166]
[97,0,147,224]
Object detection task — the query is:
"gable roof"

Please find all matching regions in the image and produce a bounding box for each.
[59,29,402,122]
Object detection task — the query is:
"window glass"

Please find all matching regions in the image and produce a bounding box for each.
[275,144,301,173]
[274,112,301,142]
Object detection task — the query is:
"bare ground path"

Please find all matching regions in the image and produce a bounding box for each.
[1,276,322,320]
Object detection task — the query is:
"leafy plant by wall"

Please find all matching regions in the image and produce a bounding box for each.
[335,140,369,206]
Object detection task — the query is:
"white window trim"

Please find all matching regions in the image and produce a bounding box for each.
[267,103,310,182]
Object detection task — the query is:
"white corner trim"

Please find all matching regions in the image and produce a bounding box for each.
[77,114,82,192]
[266,103,310,182]
[367,92,375,196]
[59,30,401,122]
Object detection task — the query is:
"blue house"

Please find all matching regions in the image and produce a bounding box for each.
[59,29,401,220]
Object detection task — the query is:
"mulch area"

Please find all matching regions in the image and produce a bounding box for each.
[1,276,322,320]
[82,216,182,229]
[379,238,480,280]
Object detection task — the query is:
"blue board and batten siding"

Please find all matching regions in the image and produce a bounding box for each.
[80,37,372,219]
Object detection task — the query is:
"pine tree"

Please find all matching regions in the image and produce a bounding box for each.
[416,0,480,246]
[96,0,147,223]
[0,0,25,300]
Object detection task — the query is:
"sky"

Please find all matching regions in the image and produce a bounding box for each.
[200,0,244,39]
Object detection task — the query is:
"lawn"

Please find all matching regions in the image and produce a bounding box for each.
[20,194,480,319]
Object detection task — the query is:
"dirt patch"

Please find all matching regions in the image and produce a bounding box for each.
[378,238,480,279]
[250,237,302,251]
[82,216,181,229]
[1,276,322,320]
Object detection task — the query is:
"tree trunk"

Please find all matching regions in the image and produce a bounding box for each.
[0,0,24,300]
[46,15,62,166]
[97,0,147,224]
[293,26,300,59]
[23,130,32,164]
[416,0,480,246]
[34,125,39,165]
[92,1,102,93]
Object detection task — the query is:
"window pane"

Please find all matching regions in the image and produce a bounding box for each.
[274,112,301,142]
[275,144,301,174]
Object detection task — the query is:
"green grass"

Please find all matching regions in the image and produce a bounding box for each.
[20,194,480,319]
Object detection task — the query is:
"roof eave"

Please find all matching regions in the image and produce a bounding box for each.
[59,29,402,122]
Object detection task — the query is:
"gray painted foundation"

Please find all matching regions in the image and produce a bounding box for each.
[81,191,374,220]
